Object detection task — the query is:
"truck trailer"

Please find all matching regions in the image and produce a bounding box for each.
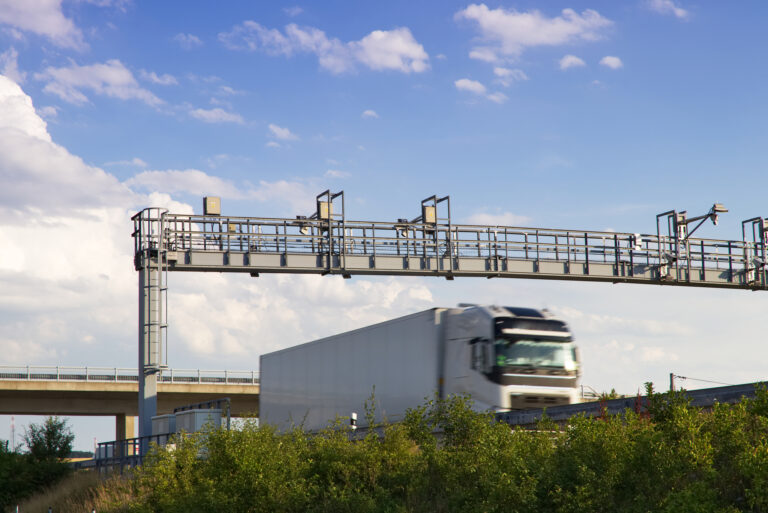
[259,305,581,431]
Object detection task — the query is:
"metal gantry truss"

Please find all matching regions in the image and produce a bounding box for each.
[131,191,768,445]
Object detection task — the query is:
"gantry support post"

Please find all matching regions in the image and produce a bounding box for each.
[138,264,158,450]
[133,208,168,456]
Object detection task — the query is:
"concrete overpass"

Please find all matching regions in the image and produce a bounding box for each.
[0,366,259,441]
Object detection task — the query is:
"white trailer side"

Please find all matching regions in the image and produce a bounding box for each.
[260,308,446,432]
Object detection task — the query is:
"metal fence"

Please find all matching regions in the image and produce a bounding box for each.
[0,366,259,385]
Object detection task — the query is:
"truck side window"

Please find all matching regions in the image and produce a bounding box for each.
[470,338,491,373]
[470,338,484,371]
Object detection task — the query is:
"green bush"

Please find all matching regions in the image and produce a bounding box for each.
[1,417,74,510]
[112,387,768,513]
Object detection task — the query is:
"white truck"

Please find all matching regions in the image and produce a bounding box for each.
[259,305,580,431]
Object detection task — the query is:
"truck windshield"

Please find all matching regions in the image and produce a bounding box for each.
[495,339,578,370]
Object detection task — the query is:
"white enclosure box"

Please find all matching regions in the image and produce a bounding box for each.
[175,409,222,433]
[151,414,176,436]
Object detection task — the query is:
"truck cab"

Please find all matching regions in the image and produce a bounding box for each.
[443,305,580,411]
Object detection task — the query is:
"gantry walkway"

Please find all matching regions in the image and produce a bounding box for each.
[134,193,768,290]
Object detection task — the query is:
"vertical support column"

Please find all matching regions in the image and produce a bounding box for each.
[116,413,134,441]
[138,264,159,453]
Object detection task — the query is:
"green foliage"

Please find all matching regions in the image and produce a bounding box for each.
[24,416,75,461]
[101,387,768,513]
[0,417,74,510]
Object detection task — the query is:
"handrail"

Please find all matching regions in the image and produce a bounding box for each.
[0,366,259,384]
[138,213,756,273]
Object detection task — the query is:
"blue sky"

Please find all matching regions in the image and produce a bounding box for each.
[0,0,766,450]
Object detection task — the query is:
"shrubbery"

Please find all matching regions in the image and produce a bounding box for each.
[0,416,75,510]
[107,385,768,513]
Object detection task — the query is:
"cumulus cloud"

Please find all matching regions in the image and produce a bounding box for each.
[600,56,623,69]
[0,0,87,50]
[0,75,435,372]
[35,60,163,107]
[454,78,507,103]
[456,5,612,62]
[647,0,689,19]
[174,33,203,49]
[361,109,379,119]
[0,47,25,84]
[268,123,298,140]
[139,70,178,85]
[559,54,586,70]
[189,107,244,124]
[219,22,429,74]
[0,75,135,216]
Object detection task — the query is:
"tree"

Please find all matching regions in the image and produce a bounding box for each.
[23,416,74,461]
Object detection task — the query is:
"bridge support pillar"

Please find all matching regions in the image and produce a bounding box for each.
[116,413,135,442]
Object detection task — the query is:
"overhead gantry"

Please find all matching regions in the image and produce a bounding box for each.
[132,191,768,448]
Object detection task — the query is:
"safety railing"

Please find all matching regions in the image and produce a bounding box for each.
[0,366,259,384]
[136,213,757,274]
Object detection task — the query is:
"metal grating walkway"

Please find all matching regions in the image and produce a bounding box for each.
[133,195,768,290]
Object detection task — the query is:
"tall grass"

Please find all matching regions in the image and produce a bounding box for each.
[10,471,133,513]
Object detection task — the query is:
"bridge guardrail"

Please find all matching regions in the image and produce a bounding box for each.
[0,366,259,385]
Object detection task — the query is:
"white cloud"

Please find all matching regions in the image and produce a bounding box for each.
[37,105,58,119]
[455,78,487,95]
[456,5,612,61]
[0,0,87,50]
[0,74,439,395]
[485,92,508,104]
[139,69,178,85]
[647,0,689,19]
[35,60,163,107]
[361,109,379,119]
[353,28,429,73]
[0,74,135,218]
[217,85,242,96]
[324,169,350,178]
[493,67,527,86]
[126,169,244,198]
[600,56,623,69]
[189,107,244,124]
[268,123,298,140]
[80,0,131,11]
[455,78,508,104]
[468,47,499,63]
[219,22,429,74]
[0,47,25,84]
[174,33,203,49]
[559,54,586,70]
[265,141,281,148]
[104,157,147,167]
[283,6,303,17]
[465,211,532,226]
